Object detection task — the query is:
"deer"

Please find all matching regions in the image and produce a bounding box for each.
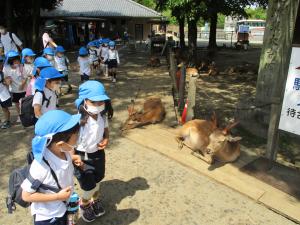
[148,57,161,67]
[175,113,241,164]
[121,97,166,131]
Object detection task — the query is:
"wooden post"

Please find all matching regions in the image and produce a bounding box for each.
[186,75,197,122]
[169,50,178,104]
[178,65,186,112]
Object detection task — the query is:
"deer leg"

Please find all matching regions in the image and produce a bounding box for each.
[175,136,184,150]
[191,151,214,164]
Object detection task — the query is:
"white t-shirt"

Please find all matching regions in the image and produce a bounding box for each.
[77,57,91,76]
[100,47,109,61]
[108,49,120,64]
[0,73,11,102]
[32,87,58,115]
[54,56,69,72]
[0,32,22,54]
[23,63,34,77]
[77,115,108,153]
[42,33,53,48]
[3,65,27,93]
[88,49,98,64]
[21,149,74,222]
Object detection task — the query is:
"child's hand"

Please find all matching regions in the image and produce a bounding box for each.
[98,138,109,150]
[72,154,83,168]
[57,186,72,201]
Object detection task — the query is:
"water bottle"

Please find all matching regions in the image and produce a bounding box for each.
[67,192,80,225]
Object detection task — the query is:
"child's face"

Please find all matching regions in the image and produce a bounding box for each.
[57,52,64,58]
[85,99,105,107]
[12,59,21,68]
[47,79,61,92]
[45,54,54,61]
[57,131,79,152]
[25,56,35,64]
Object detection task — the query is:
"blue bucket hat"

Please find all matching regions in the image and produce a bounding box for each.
[56,46,65,53]
[75,80,110,108]
[43,47,55,56]
[109,41,116,47]
[40,67,64,80]
[21,48,36,63]
[32,57,52,76]
[5,50,20,64]
[79,47,88,56]
[87,41,98,48]
[32,110,81,163]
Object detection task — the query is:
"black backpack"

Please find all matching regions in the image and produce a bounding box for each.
[19,90,50,127]
[6,152,62,214]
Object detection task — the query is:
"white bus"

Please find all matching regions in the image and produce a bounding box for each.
[236,19,266,36]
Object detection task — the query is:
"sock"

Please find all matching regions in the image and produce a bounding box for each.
[92,182,101,201]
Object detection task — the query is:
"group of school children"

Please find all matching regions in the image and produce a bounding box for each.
[78,38,120,83]
[0,37,119,224]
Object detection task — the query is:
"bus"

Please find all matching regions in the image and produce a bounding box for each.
[236,19,266,36]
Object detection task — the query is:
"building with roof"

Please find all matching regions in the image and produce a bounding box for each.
[41,0,165,46]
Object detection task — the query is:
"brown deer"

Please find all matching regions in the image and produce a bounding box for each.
[176,114,241,164]
[122,97,166,131]
[148,57,161,67]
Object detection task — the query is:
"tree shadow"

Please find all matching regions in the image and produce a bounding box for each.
[77,177,150,225]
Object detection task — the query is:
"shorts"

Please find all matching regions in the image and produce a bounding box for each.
[74,150,105,191]
[81,74,90,82]
[11,92,26,103]
[34,213,67,225]
[108,59,118,69]
[0,97,12,108]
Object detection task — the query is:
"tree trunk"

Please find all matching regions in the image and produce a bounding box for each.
[188,19,198,64]
[178,17,185,48]
[31,0,41,50]
[208,11,218,49]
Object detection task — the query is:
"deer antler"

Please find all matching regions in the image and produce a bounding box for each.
[222,121,239,135]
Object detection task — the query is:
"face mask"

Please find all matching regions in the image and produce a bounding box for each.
[46,55,54,61]
[51,83,61,92]
[60,142,77,153]
[110,47,114,49]
[84,102,105,115]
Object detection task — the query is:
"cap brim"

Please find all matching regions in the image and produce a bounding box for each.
[60,114,81,132]
[87,94,110,102]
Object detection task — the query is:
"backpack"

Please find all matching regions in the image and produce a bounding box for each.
[6,152,62,214]
[0,32,21,51]
[19,90,50,127]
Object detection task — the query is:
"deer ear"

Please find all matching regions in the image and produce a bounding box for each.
[226,136,242,142]
[211,112,217,128]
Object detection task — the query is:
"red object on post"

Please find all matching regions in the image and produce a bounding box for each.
[181,100,188,124]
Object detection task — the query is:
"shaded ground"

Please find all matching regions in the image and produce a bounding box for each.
[0,45,297,225]
[192,47,300,169]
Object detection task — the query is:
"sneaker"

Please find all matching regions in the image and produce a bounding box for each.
[92,199,105,217]
[112,78,116,83]
[1,121,11,129]
[81,203,96,223]
[16,117,21,123]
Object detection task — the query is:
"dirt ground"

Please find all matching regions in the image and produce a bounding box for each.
[192,47,300,169]
[0,45,297,225]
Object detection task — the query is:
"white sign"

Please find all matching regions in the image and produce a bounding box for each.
[279,47,300,135]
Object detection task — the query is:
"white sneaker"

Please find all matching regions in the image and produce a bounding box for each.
[112,78,116,83]
[16,117,21,123]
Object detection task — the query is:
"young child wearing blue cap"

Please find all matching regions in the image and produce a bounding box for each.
[77,47,91,83]
[87,41,100,76]
[100,39,109,77]
[32,67,64,119]
[54,46,72,94]
[107,41,120,83]
[73,80,110,222]
[3,50,29,121]
[0,55,12,129]
[22,48,36,96]
[43,47,55,67]
[21,110,83,225]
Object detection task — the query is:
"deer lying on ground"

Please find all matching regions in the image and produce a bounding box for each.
[148,57,161,67]
[122,97,166,131]
[175,114,241,164]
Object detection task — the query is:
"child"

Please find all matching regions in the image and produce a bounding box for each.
[107,41,120,83]
[3,50,28,120]
[32,67,64,119]
[22,48,36,96]
[87,41,100,76]
[0,55,12,129]
[100,39,109,77]
[43,47,55,67]
[74,80,110,222]
[54,46,72,93]
[27,57,52,96]
[77,47,91,82]
[21,110,83,225]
